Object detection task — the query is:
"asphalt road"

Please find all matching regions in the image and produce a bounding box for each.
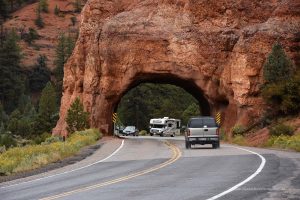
[0,136,299,200]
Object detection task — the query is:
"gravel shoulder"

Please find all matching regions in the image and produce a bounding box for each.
[0,136,122,186]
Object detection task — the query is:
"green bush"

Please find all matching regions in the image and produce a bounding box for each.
[139,130,147,136]
[266,134,300,152]
[0,129,101,175]
[43,135,62,145]
[33,132,51,144]
[232,135,247,146]
[0,133,16,149]
[231,124,247,136]
[269,123,294,136]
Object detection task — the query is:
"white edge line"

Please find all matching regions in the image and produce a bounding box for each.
[206,145,266,200]
[0,139,125,189]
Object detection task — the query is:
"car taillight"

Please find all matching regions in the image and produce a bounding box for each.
[216,128,220,136]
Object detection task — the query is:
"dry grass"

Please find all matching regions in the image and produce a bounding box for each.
[0,129,101,176]
[264,133,300,152]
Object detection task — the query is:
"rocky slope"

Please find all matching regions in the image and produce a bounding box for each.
[3,0,81,69]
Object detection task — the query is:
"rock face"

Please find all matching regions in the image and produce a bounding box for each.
[53,0,300,135]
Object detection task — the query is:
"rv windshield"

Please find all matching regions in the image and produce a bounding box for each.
[151,124,165,128]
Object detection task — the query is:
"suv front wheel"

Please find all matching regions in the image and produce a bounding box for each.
[212,142,220,149]
[185,140,191,149]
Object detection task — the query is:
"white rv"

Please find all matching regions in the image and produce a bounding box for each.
[149,117,181,137]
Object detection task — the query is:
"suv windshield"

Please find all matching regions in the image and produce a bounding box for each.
[188,118,217,128]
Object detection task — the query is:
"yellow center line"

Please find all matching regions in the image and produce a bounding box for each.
[40,141,182,200]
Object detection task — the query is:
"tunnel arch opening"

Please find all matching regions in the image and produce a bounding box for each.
[111,73,213,133]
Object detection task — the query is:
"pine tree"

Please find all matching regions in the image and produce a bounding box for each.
[54,5,60,16]
[182,103,201,125]
[35,6,44,28]
[73,0,82,13]
[35,82,58,134]
[0,102,8,125]
[0,0,9,20]
[24,27,39,45]
[263,42,293,84]
[0,30,24,113]
[28,55,50,92]
[262,42,299,115]
[66,97,90,133]
[39,0,48,13]
[54,33,75,102]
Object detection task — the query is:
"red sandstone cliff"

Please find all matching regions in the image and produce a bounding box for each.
[53,0,300,135]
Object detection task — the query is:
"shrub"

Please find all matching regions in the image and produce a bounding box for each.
[232,135,247,146]
[231,124,247,136]
[0,129,101,175]
[0,133,17,149]
[54,5,60,16]
[23,28,39,45]
[266,134,300,152]
[139,130,147,136]
[33,132,51,144]
[269,123,294,136]
[39,0,49,13]
[35,7,44,28]
[43,135,62,144]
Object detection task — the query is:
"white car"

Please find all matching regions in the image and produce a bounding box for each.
[122,126,138,136]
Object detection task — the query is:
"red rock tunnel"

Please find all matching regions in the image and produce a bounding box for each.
[53,0,299,136]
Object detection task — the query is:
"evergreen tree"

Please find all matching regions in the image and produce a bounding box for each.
[262,42,299,115]
[35,82,58,134]
[66,97,90,133]
[39,0,48,13]
[182,103,201,125]
[35,6,44,28]
[0,0,9,20]
[73,0,82,13]
[54,5,60,16]
[0,30,24,113]
[0,102,8,125]
[28,55,50,92]
[23,27,39,45]
[7,94,37,137]
[263,42,293,83]
[54,33,75,102]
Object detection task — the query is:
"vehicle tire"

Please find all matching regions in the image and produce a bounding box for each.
[160,133,164,137]
[150,133,153,136]
[217,141,220,148]
[212,143,217,149]
[171,133,175,137]
[185,140,191,149]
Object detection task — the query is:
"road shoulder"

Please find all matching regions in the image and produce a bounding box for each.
[0,136,122,187]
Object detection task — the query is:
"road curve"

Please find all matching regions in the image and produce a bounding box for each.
[0,136,299,200]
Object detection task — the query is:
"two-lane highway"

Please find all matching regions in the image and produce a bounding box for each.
[0,136,299,200]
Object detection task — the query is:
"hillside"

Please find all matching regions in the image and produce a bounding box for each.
[3,0,81,69]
